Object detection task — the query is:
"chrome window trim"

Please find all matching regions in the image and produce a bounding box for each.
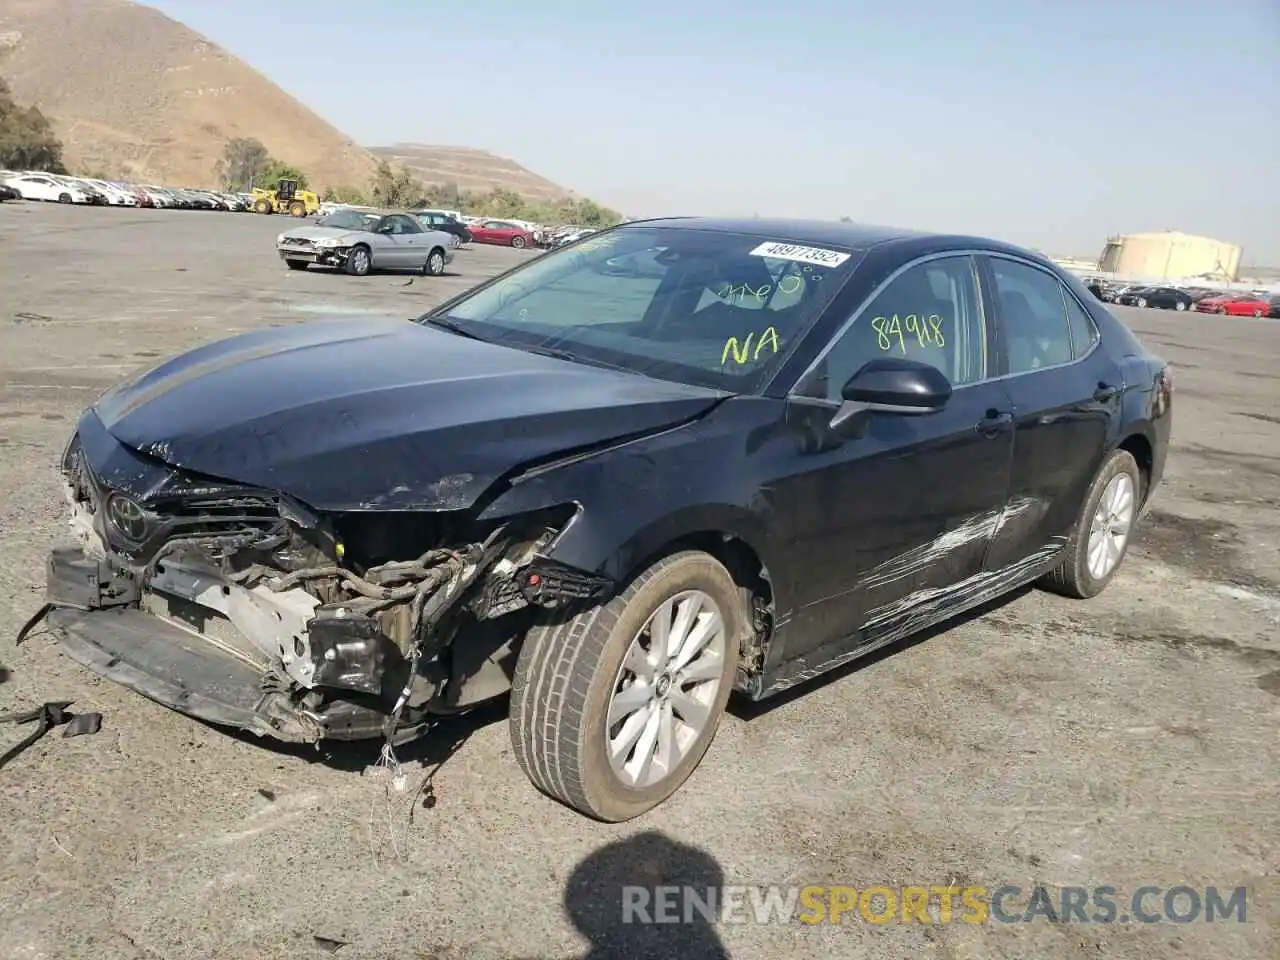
[786,248,1104,401]
[786,249,991,397]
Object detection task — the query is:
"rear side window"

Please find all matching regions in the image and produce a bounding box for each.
[988,258,1074,374]
[1062,291,1099,359]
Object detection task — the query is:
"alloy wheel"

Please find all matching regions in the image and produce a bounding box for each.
[1087,473,1135,580]
[605,589,727,789]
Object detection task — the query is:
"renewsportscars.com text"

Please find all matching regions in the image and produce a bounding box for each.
[621,884,1248,925]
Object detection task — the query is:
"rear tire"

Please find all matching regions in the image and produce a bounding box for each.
[422,247,446,277]
[1040,449,1142,599]
[285,259,309,271]
[509,550,741,822]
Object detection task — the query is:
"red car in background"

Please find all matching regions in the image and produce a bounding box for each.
[1195,294,1271,317]
[468,219,535,248]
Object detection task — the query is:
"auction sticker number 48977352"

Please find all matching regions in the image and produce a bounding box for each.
[749,241,851,269]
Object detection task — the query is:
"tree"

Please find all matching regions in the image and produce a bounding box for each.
[256,158,308,190]
[0,75,65,172]
[322,184,367,204]
[213,137,269,191]
[369,160,420,207]
[212,138,309,191]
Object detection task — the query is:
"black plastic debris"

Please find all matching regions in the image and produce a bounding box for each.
[0,701,104,770]
[14,603,53,646]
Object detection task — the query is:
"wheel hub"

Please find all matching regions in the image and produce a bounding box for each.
[654,674,672,699]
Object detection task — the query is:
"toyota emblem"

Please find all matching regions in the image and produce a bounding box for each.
[106,493,148,542]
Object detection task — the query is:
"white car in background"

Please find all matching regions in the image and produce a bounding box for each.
[79,178,139,205]
[2,172,99,203]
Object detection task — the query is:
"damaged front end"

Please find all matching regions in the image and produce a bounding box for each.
[36,426,612,746]
[276,236,358,270]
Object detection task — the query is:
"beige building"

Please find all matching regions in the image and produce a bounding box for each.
[1097,230,1241,281]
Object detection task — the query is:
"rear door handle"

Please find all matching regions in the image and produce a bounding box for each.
[976,411,1013,436]
[1093,383,1119,402]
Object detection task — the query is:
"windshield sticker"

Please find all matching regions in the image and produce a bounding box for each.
[872,314,946,354]
[721,326,781,365]
[749,241,850,269]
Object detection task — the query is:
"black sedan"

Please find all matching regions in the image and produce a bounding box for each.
[0,183,17,202]
[411,209,473,245]
[27,218,1173,822]
[1118,286,1194,311]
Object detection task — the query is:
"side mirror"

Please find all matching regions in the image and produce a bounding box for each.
[830,357,952,434]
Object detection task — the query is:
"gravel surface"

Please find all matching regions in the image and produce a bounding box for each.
[1,203,1277,960]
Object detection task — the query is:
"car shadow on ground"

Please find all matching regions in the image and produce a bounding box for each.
[221,696,509,774]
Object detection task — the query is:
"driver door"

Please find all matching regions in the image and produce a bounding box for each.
[376,214,419,268]
[778,254,1015,658]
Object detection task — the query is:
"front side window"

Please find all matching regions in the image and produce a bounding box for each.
[794,255,987,401]
[429,226,862,391]
[382,215,421,234]
[319,210,379,231]
[988,258,1074,374]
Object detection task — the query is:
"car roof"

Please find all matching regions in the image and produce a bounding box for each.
[618,216,1039,260]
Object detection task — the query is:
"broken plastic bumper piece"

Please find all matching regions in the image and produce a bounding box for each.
[41,546,400,744]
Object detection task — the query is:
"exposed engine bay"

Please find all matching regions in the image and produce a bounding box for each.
[42,433,611,745]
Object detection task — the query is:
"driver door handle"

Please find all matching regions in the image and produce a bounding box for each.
[976,410,1013,437]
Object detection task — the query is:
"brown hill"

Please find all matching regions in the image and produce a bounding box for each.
[0,0,378,189]
[369,144,572,202]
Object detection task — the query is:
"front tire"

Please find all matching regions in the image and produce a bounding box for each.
[253,198,272,214]
[344,244,371,276]
[288,200,306,217]
[1175,300,1186,311]
[1136,297,1147,308]
[509,550,741,822]
[58,192,72,203]
[1041,449,1142,599]
[511,235,526,249]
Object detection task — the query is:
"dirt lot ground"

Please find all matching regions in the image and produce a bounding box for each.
[0,203,1277,960]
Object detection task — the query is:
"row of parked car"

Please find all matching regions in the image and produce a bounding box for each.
[0,169,257,211]
[318,202,604,251]
[1086,279,1280,318]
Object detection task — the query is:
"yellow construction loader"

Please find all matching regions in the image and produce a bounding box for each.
[250,178,319,217]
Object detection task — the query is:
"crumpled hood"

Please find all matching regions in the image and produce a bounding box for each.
[92,318,727,511]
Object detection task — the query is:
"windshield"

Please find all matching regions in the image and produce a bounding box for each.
[319,210,379,231]
[426,226,862,391]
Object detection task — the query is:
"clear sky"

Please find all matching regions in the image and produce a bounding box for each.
[145,0,1279,262]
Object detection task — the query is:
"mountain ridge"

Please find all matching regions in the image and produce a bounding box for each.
[0,0,573,200]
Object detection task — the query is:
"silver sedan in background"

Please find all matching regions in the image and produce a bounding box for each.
[276,209,457,277]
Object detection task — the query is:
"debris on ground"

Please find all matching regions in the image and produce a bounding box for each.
[0,701,104,771]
